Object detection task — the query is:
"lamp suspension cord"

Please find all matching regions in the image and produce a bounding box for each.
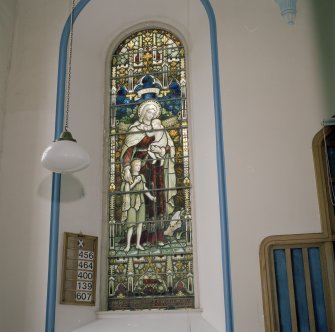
[65,0,75,132]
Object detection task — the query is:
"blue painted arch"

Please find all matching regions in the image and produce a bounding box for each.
[45,1,233,331]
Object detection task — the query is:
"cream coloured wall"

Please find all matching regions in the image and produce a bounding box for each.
[219,1,324,330]
[0,1,69,332]
[0,0,17,164]
[0,0,328,332]
[56,1,225,331]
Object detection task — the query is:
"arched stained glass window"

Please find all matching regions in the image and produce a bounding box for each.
[108,28,194,310]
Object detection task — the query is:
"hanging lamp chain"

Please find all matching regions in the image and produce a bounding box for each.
[64,0,75,132]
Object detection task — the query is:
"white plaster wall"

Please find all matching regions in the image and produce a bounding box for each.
[0,0,17,164]
[56,1,225,331]
[0,1,70,331]
[218,1,324,331]
[0,0,328,331]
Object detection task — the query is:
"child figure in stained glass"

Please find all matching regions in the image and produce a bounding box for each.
[122,159,156,252]
[147,118,175,166]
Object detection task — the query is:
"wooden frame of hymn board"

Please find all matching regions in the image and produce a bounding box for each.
[60,232,98,306]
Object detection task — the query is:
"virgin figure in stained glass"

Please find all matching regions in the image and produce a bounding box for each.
[121,99,177,245]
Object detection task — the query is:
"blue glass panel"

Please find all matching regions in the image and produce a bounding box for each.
[291,249,310,331]
[114,76,183,123]
[274,249,292,332]
[308,247,328,332]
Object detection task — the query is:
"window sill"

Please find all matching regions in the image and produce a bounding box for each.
[72,308,220,332]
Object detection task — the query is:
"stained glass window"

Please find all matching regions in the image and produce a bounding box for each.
[108,29,194,310]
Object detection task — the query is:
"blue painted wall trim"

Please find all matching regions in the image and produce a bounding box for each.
[45,173,61,332]
[45,1,92,332]
[200,1,234,331]
[46,1,234,331]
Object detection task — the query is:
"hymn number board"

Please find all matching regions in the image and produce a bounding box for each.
[61,233,98,306]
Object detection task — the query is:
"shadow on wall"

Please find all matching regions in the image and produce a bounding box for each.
[38,174,85,202]
[309,0,335,119]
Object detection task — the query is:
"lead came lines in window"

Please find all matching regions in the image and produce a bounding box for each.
[107,28,194,311]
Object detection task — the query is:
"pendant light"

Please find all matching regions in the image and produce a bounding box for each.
[41,0,90,173]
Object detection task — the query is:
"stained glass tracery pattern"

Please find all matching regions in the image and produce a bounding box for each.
[108,29,194,310]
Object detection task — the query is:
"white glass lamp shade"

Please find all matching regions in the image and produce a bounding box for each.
[41,132,90,173]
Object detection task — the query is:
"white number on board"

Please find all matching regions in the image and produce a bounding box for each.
[77,271,93,280]
[75,291,92,302]
[78,250,94,260]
